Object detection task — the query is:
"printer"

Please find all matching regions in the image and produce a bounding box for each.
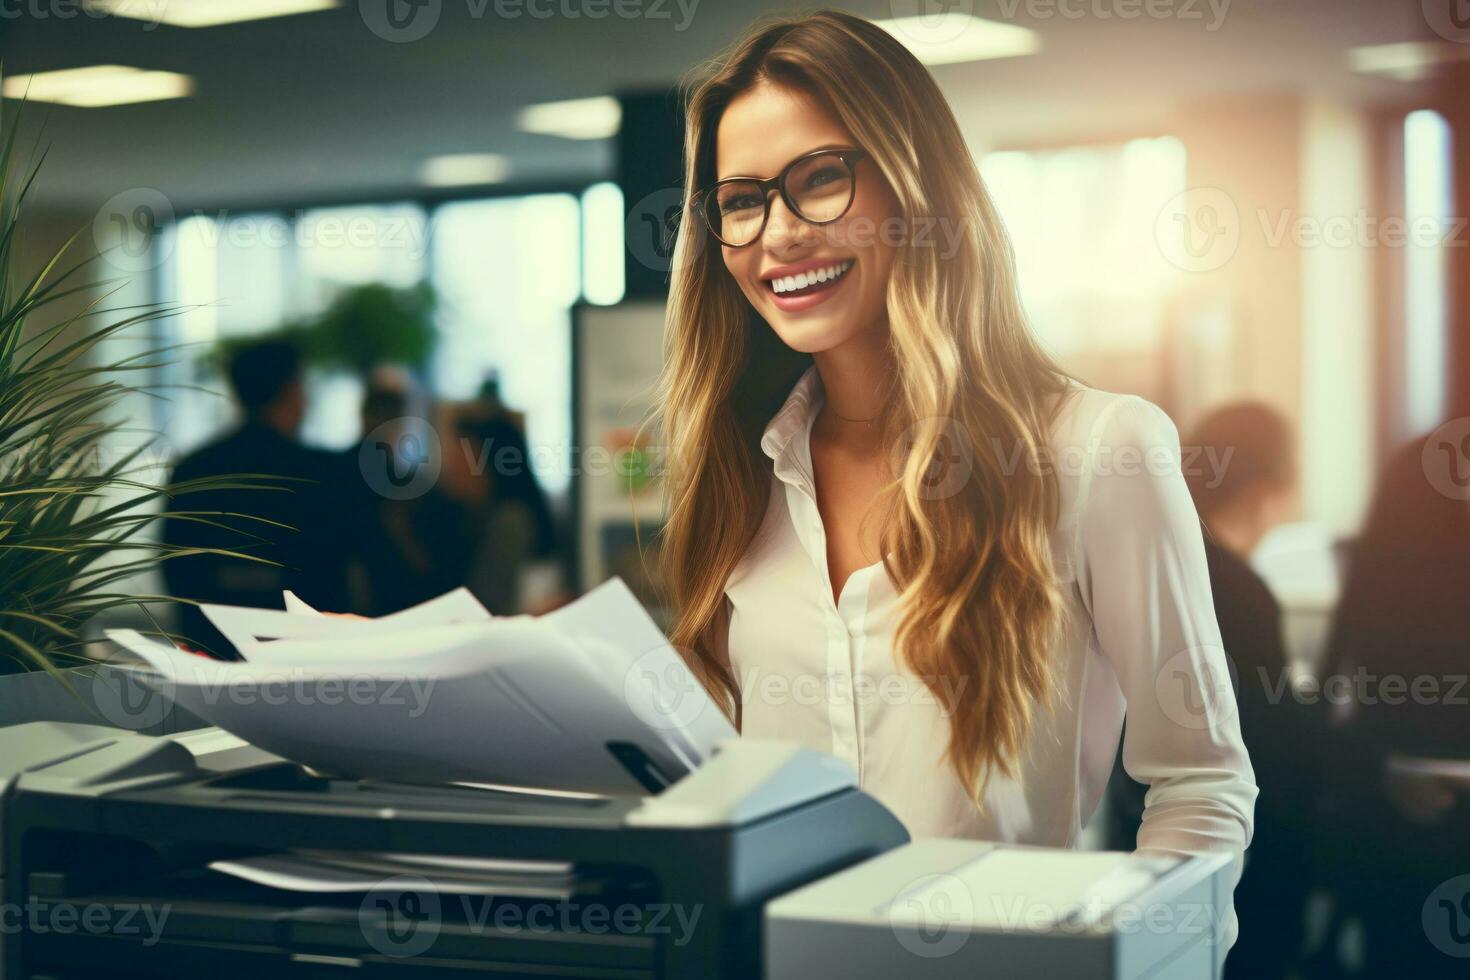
[0,722,906,979]
[765,839,1232,980]
[0,722,1231,979]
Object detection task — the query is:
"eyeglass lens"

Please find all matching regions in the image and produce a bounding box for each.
[709,152,855,246]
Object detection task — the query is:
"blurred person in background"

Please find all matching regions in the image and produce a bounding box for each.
[161,339,355,654]
[343,369,462,615]
[345,370,564,616]
[1105,402,1312,979]
[436,383,562,615]
[462,374,558,561]
[1315,433,1470,978]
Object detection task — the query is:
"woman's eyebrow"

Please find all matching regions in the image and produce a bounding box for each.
[716,142,853,182]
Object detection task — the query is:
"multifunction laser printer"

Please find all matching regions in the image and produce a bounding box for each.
[0,722,1231,979]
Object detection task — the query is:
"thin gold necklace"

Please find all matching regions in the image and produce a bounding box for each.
[829,407,876,425]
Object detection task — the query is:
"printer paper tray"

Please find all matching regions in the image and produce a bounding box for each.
[23,867,659,978]
[24,888,657,978]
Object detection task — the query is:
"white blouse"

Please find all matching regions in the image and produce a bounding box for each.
[724,366,1257,946]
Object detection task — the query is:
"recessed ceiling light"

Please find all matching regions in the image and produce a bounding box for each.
[1347,42,1470,82]
[420,153,512,187]
[1,65,194,107]
[872,14,1041,66]
[84,0,340,28]
[516,97,622,141]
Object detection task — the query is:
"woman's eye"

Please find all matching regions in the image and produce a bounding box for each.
[803,166,843,189]
[719,194,762,214]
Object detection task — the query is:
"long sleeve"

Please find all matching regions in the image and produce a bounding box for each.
[1074,395,1258,951]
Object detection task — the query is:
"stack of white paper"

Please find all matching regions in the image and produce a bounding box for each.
[209,850,580,897]
[105,579,735,796]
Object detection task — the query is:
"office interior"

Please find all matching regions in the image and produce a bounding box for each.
[0,0,1468,977]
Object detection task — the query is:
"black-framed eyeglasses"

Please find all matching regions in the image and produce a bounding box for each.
[693,147,868,248]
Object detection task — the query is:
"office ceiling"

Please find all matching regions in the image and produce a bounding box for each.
[0,0,1445,210]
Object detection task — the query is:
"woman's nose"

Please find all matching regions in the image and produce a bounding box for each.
[762,193,817,252]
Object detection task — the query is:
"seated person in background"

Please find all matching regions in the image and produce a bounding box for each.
[462,374,558,563]
[161,340,355,654]
[1317,432,1470,977]
[1105,402,1311,980]
[452,371,561,608]
[433,398,561,615]
[348,378,563,617]
[348,375,473,615]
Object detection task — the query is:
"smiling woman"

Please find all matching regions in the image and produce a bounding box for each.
[655,5,1257,952]
[700,87,900,355]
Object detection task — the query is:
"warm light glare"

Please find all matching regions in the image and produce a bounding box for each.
[871,14,1041,66]
[581,182,625,306]
[1,65,194,107]
[419,153,512,187]
[85,0,340,28]
[516,97,622,140]
[1404,110,1451,434]
[1347,42,1470,82]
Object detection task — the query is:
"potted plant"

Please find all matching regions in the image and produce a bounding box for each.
[0,105,281,679]
[212,281,438,380]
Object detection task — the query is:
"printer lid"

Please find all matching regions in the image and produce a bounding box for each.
[767,839,1195,932]
[0,725,859,831]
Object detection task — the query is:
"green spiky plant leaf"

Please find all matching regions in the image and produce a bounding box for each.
[0,98,291,677]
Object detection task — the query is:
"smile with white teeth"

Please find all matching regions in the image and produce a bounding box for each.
[767,260,854,295]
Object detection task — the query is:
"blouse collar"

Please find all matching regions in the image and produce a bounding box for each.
[759,365,824,491]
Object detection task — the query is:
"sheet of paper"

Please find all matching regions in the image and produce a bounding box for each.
[203,587,492,656]
[890,850,1158,930]
[351,852,574,876]
[209,623,508,669]
[545,578,736,763]
[282,590,318,615]
[209,853,576,899]
[106,613,701,795]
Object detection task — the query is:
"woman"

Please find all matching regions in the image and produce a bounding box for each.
[656,9,1256,947]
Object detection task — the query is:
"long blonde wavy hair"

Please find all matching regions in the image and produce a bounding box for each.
[656,9,1072,801]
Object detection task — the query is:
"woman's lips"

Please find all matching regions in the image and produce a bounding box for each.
[764,261,853,313]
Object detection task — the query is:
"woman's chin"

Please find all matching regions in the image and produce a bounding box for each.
[767,316,854,354]
[761,300,869,354]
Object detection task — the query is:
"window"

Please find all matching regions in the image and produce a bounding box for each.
[1403,109,1452,436]
[154,210,295,451]
[581,182,625,307]
[431,194,581,495]
[155,192,598,497]
[980,137,1187,367]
